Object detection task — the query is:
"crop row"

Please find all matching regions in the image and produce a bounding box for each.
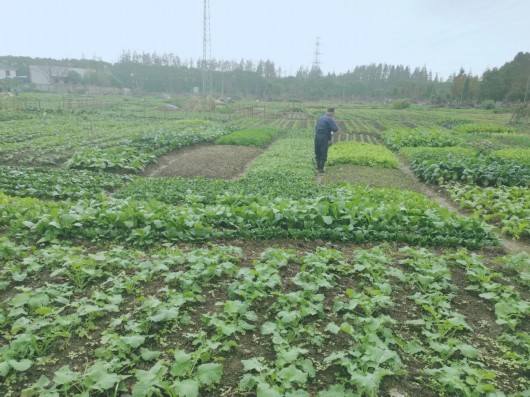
[1,241,527,395]
[382,127,461,151]
[328,141,398,168]
[447,183,530,239]
[0,166,132,200]
[214,127,280,147]
[396,246,530,395]
[410,155,529,187]
[67,120,230,172]
[0,107,235,168]
[0,184,498,248]
[117,128,321,204]
[388,122,529,238]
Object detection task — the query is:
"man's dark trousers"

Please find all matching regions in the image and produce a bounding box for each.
[315,133,330,172]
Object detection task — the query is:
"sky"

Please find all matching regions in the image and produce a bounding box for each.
[2,0,529,80]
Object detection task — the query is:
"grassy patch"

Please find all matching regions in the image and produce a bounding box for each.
[399,146,477,161]
[328,142,398,168]
[215,127,280,147]
[490,147,530,165]
[453,123,515,134]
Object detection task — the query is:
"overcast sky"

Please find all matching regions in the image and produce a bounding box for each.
[2,0,528,79]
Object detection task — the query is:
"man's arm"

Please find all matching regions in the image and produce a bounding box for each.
[330,118,339,133]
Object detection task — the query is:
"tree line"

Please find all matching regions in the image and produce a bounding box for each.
[1,51,528,103]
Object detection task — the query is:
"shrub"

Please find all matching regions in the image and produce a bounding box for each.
[482,100,496,110]
[390,100,410,110]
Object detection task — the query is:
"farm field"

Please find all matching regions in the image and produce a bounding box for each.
[0,93,529,396]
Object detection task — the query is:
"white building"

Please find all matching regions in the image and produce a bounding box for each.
[29,65,93,90]
[0,65,17,80]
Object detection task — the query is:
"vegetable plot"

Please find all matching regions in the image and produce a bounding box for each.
[1,187,497,248]
[447,184,530,239]
[1,242,528,396]
[0,97,528,396]
[327,142,398,168]
[0,166,132,200]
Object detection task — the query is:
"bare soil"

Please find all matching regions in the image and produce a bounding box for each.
[141,143,264,179]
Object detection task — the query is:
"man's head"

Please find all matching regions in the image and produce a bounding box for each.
[327,107,335,116]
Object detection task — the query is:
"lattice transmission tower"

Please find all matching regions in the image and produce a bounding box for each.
[202,0,212,94]
[311,37,322,74]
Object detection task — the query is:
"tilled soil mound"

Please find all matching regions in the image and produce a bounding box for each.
[141,143,264,179]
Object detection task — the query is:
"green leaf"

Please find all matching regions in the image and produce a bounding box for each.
[350,370,389,393]
[325,322,340,334]
[322,216,333,225]
[286,390,310,397]
[85,361,122,391]
[256,383,282,397]
[277,364,307,386]
[402,341,425,355]
[140,348,161,361]
[35,306,53,315]
[0,361,11,376]
[149,307,179,322]
[121,334,145,349]
[279,347,307,364]
[12,272,27,282]
[197,363,223,386]
[171,350,193,377]
[11,292,30,307]
[317,383,356,397]
[457,343,479,359]
[172,379,199,397]
[261,321,276,335]
[241,357,265,372]
[8,358,32,372]
[479,292,497,300]
[53,365,80,385]
[132,362,168,397]
[0,280,9,291]
[277,310,298,323]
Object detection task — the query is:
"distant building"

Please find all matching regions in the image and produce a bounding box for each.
[27,65,129,95]
[0,65,17,80]
[29,65,93,91]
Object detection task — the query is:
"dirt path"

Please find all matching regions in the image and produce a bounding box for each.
[396,156,461,213]
[396,156,529,255]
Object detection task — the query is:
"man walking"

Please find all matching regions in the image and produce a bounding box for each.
[314,107,339,173]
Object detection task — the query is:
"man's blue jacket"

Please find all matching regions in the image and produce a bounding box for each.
[315,115,338,140]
